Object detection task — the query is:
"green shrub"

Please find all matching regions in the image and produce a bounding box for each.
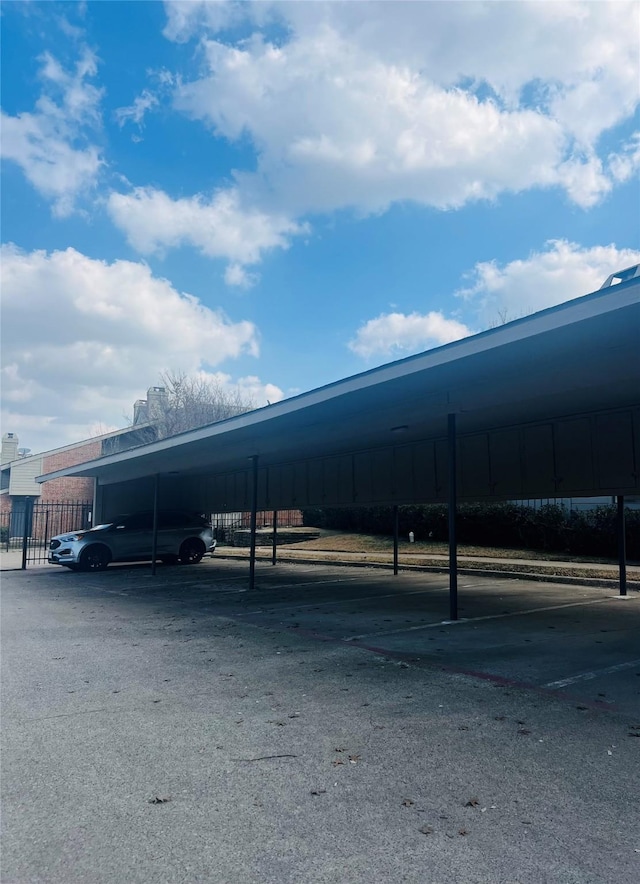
[301,503,639,560]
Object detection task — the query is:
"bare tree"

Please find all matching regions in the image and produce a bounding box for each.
[487,306,534,329]
[149,371,256,439]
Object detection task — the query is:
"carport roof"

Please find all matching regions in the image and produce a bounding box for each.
[38,277,640,487]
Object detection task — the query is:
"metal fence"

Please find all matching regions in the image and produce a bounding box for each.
[211,509,303,542]
[1,499,92,566]
[1,502,302,565]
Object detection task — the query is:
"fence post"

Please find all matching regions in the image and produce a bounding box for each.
[43,509,50,557]
[21,497,34,570]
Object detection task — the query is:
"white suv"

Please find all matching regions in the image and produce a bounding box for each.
[48,511,215,571]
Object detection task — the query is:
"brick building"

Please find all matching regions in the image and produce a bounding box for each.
[1,421,157,538]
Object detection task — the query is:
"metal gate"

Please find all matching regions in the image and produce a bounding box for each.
[7,499,92,567]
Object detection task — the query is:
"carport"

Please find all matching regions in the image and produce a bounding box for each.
[38,272,640,617]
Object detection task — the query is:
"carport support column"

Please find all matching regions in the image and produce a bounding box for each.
[617,495,627,597]
[393,505,399,576]
[150,473,159,577]
[272,510,278,566]
[448,413,458,621]
[249,456,259,591]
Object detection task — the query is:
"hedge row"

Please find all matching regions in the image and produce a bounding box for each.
[301,503,640,560]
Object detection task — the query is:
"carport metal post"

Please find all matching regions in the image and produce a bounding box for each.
[618,495,627,597]
[448,413,458,621]
[249,455,259,590]
[272,510,278,565]
[150,473,159,576]
[393,505,399,575]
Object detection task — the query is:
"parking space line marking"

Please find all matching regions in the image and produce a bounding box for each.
[205,574,252,581]
[544,659,640,689]
[343,597,615,640]
[105,583,250,596]
[239,586,448,616]
[256,577,364,590]
[23,706,125,722]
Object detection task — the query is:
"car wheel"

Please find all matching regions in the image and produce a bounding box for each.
[78,545,110,572]
[179,538,205,565]
[160,555,179,565]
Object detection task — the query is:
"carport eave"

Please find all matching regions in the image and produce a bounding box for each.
[36,279,640,487]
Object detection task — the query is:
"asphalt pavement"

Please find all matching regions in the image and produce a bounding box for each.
[2,559,639,883]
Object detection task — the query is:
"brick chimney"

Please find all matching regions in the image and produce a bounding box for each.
[146,386,168,420]
[132,399,148,425]
[132,387,168,425]
[1,432,19,465]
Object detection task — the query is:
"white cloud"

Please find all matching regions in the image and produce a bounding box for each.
[349,311,472,360]
[457,240,640,326]
[161,1,639,219]
[163,0,246,43]
[555,154,612,209]
[608,133,640,184]
[224,263,258,288]
[0,48,103,216]
[114,89,159,128]
[107,185,306,267]
[0,244,280,452]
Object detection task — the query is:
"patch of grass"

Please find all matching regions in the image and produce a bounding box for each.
[218,529,635,581]
[291,530,631,565]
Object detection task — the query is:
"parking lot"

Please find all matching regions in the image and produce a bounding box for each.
[2,559,639,883]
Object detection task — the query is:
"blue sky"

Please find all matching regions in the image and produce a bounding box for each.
[2,0,639,453]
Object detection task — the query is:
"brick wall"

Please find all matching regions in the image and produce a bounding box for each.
[40,440,101,504]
